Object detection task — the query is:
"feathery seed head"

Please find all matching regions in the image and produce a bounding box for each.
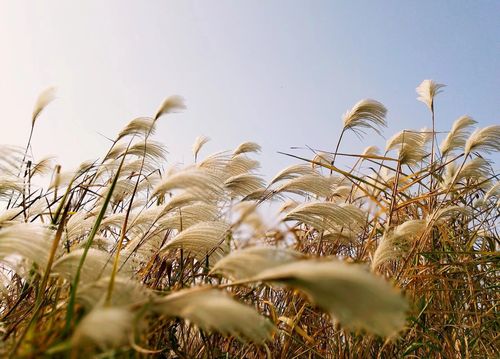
[233,141,262,156]
[440,115,477,157]
[416,79,445,111]
[342,99,387,135]
[154,95,186,120]
[192,135,211,162]
[464,125,500,155]
[32,86,57,125]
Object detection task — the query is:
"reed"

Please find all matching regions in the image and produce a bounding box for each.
[0,81,497,358]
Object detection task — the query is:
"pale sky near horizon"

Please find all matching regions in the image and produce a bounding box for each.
[0,1,498,178]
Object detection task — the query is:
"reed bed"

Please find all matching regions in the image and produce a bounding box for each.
[0,80,498,358]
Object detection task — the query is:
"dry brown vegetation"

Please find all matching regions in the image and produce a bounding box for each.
[0,81,498,358]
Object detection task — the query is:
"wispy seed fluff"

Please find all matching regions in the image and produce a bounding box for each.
[342,99,387,135]
[32,86,57,125]
[416,79,445,112]
[464,125,500,155]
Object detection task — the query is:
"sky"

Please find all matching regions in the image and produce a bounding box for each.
[0,1,498,178]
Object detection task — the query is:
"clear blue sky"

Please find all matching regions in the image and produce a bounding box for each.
[0,1,498,177]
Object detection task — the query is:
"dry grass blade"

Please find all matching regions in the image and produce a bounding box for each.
[152,288,275,343]
[253,260,408,337]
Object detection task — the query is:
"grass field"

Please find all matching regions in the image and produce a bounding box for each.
[0,80,498,358]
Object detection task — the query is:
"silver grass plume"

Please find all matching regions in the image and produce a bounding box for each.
[362,145,380,156]
[0,223,53,272]
[284,201,365,234]
[30,156,55,177]
[312,152,334,168]
[161,192,202,212]
[253,260,408,337]
[192,135,210,162]
[0,177,23,200]
[0,145,24,174]
[226,155,260,177]
[279,200,299,213]
[154,168,225,200]
[342,99,387,136]
[211,247,304,280]
[224,173,265,197]
[386,129,431,165]
[0,207,25,225]
[320,228,358,244]
[52,248,131,284]
[464,125,500,155]
[484,182,500,201]
[233,141,262,156]
[442,157,490,188]
[440,115,477,157]
[197,151,232,174]
[72,307,134,350]
[270,164,317,185]
[32,86,57,125]
[159,202,218,230]
[160,221,230,262]
[372,220,426,270]
[416,80,445,112]
[152,288,275,343]
[429,206,471,226]
[128,140,167,161]
[117,117,156,140]
[231,201,266,234]
[275,173,333,198]
[77,276,149,309]
[105,143,128,161]
[153,95,186,121]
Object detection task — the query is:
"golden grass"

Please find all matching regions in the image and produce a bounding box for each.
[0,81,498,358]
